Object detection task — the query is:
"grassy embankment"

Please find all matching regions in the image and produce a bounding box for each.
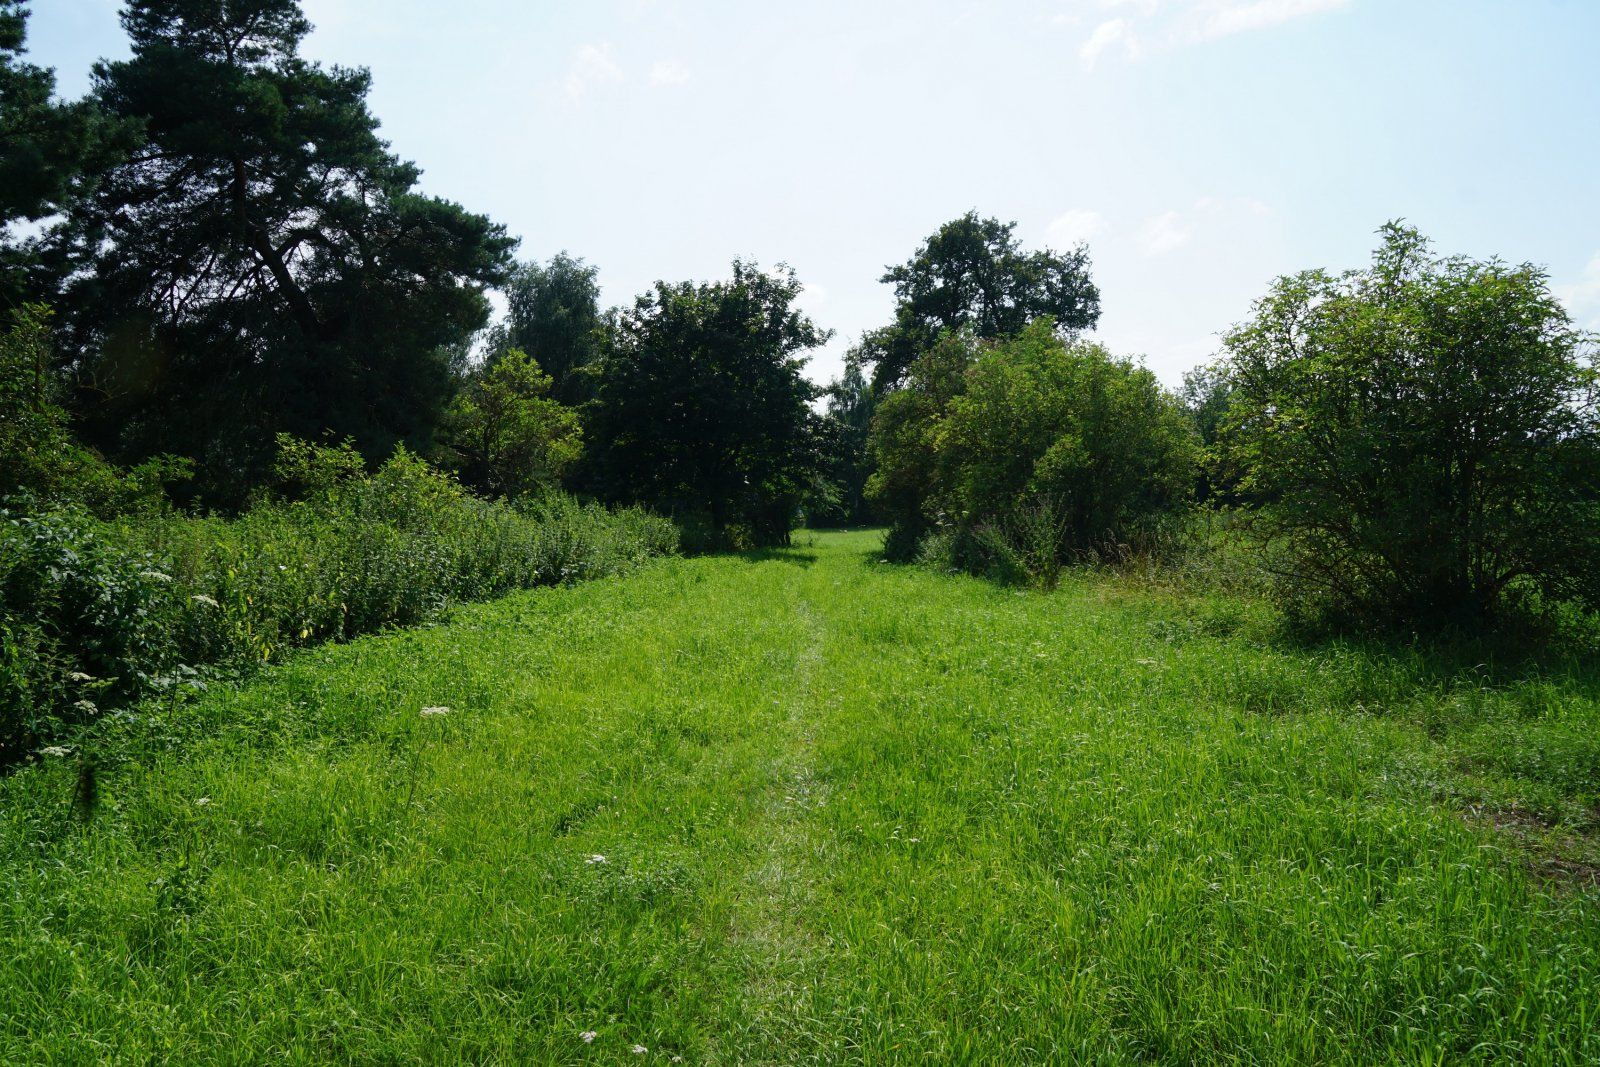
[2,530,1597,1063]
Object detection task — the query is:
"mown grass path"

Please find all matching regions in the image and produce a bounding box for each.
[3,531,1598,1063]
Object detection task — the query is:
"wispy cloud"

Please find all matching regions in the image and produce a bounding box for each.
[1138,210,1193,255]
[1047,209,1109,248]
[564,43,623,103]
[1066,0,1351,69]
[648,60,692,86]
[1195,0,1349,40]
[1079,18,1138,67]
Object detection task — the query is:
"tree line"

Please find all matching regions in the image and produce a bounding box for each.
[0,0,818,543]
[4,0,1598,631]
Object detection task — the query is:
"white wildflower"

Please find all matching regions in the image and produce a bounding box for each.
[631,1045,648,1055]
[196,797,211,807]
[72,699,97,714]
[420,706,450,717]
[585,854,608,865]
[580,1031,598,1043]
[140,569,172,582]
[191,593,220,608]
[39,745,72,758]
[66,671,94,683]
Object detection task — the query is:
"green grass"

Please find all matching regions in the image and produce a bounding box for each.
[2,529,1597,1063]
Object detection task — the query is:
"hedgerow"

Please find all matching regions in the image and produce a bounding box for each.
[0,451,675,765]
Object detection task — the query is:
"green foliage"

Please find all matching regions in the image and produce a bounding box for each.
[870,321,1197,580]
[50,0,514,503]
[0,510,179,761]
[867,331,976,559]
[591,260,830,546]
[0,1,137,303]
[1,532,1597,1061]
[0,305,189,514]
[0,448,675,764]
[440,347,583,498]
[270,432,366,503]
[1180,359,1242,504]
[486,253,607,406]
[867,211,1101,389]
[1221,222,1600,629]
[809,351,877,527]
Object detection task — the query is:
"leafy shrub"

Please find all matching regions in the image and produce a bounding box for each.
[438,347,583,498]
[0,305,190,515]
[0,450,676,766]
[867,331,979,559]
[1221,223,1600,629]
[869,320,1199,582]
[0,511,185,759]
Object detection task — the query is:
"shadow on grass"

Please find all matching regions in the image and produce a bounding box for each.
[734,547,819,567]
[1264,610,1600,702]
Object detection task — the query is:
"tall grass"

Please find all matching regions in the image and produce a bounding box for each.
[0,452,675,764]
[0,531,1595,1062]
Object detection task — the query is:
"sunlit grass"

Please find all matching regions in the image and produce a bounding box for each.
[1,530,1596,1062]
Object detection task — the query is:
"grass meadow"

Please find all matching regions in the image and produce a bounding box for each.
[2,530,1597,1063]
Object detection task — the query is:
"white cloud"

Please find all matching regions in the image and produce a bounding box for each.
[564,43,623,103]
[648,60,691,86]
[1068,0,1350,68]
[1557,253,1600,329]
[1138,210,1192,255]
[1079,18,1138,67]
[1196,0,1350,40]
[1046,209,1109,248]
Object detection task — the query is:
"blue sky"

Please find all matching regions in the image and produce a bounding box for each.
[25,0,1600,386]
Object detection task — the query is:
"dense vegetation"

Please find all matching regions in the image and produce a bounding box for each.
[3,0,1600,1058]
[1220,223,1600,628]
[0,443,674,765]
[2,533,1596,1062]
[586,261,829,547]
[869,321,1198,576]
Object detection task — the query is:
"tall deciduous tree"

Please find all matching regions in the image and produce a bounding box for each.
[815,348,877,525]
[440,347,582,498]
[591,261,829,546]
[486,253,605,407]
[868,211,1101,389]
[51,0,514,502]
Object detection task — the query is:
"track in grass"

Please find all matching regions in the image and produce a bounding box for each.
[2,530,1597,1063]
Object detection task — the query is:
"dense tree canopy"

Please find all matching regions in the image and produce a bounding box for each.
[867,211,1101,390]
[939,322,1197,551]
[439,347,582,498]
[590,261,829,546]
[866,330,977,558]
[1180,360,1241,504]
[0,1,134,305]
[49,0,514,501]
[813,350,877,526]
[869,321,1196,575]
[485,253,605,407]
[1221,222,1600,625]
